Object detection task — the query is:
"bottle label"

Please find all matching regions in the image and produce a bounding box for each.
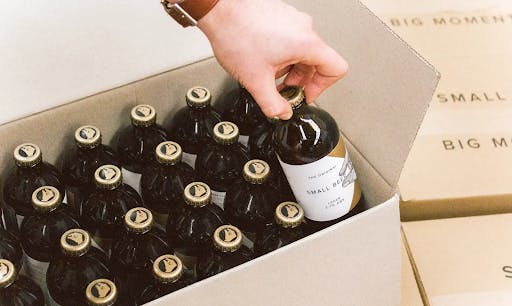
[278,140,359,221]
[238,135,250,147]
[210,190,226,209]
[181,152,197,169]
[121,167,141,194]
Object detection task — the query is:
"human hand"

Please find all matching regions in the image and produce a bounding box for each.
[198,0,349,119]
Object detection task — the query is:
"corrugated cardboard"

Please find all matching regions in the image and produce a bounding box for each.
[402,214,512,306]
[401,233,424,306]
[0,0,438,305]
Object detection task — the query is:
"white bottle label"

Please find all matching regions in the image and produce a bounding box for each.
[25,255,53,304]
[238,135,249,147]
[121,167,141,194]
[210,190,227,209]
[278,145,358,222]
[181,152,197,169]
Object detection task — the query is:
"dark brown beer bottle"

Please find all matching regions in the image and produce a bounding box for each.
[0,203,19,235]
[224,160,279,244]
[111,207,172,300]
[196,225,252,280]
[61,125,119,215]
[166,86,222,168]
[3,143,64,225]
[215,83,267,147]
[0,259,44,306]
[195,121,249,208]
[166,182,224,268]
[0,229,23,271]
[273,86,361,222]
[20,186,81,302]
[140,141,195,226]
[254,201,306,256]
[47,229,112,306]
[82,165,143,252]
[116,104,169,193]
[137,254,196,304]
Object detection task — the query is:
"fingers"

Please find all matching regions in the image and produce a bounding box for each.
[282,64,316,88]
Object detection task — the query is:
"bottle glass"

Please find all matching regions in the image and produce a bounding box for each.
[0,229,23,271]
[0,259,44,306]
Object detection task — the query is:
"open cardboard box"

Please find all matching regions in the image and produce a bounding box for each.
[0,0,438,305]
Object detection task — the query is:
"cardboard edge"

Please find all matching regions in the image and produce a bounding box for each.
[401,226,430,306]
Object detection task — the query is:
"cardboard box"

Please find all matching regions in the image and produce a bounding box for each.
[0,0,438,305]
[401,233,424,306]
[402,214,512,306]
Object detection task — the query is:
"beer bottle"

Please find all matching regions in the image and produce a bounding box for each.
[137,255,196,304]
[214,83,266,147]
[166,86,222,168]
[195,121,249,208]
[84,278,134,306]
[47,229,112,306]
[224,160,279,244]
[0,202,19,235]
[0,259,44,306]
[82,165,143,252]
[0,229,23,271]
[3,143,64,225]
[166,182,224,268]
[111,207,172,299]
[273,86,361,222]
[61,125,119,215]
[116,104,169,193]
[196,225,252,280]
[254,201,306,256]
[20,186,81,302]
[140,141,195,226]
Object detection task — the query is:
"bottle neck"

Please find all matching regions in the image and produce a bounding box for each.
[291,100,305,111]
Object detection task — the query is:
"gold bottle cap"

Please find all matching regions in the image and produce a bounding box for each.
[213,225,243,253]
[130,104,157,127]
[213,121,239,145]
[125,207,153,234]
[153,254,183,284]
[13,143,42,167]
[86,279,118,306]
[75,125,102,149]
[32,186,62,213]
[94,165,122,190]
[183,182,211,207]
[155,141,182,165]
[61,228,91,257]
[243,159,270,184]
[279,86,305,108]
[186,86,212,108]
[0,259,16,289]
[275,202,305,228]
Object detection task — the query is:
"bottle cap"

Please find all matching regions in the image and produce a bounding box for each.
[13,143,42,167]
[213,121,239,145]
[279,86,305,108]
[153,254,183,284]
[275,202,305,228]
[125,207,153,234]
[61,228,91,257]
[183,182,211,207]
[155,141,182,165]
[0,259,16,289]
[86,279,118,306]
[243,159,270,184]
[130,104,157,127]
[213,225,243,253]
[75,125,102,149]
[186,86,212,108]
[32,186,62,213]
[94,165,122,190]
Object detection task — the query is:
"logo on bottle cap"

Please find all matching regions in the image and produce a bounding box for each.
[153,254,183,283]
[130,104,156,127]
[155,141,182,165]
[279,86,305,108]
[213,121,239,144]
[0,259,15,289]
[32,186,61,212]
[125,207,153,233]
[13,143,42,167]
[275,202,304,228]
[75,125,101,148]
[186,86,211,107]
[86,279,118,306]
[243,159,270,184]
[94,165,122,190]
[61,228,91,257]
[183,182,211,207]
[214,225,243,252]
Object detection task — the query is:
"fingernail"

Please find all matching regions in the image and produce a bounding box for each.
[279,111,292,120]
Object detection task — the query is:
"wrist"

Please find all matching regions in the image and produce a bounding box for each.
[162,0,222,27]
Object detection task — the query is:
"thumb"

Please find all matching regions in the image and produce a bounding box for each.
[243,72,292,120]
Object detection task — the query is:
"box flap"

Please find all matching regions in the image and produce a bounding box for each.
[289,0,439,188]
